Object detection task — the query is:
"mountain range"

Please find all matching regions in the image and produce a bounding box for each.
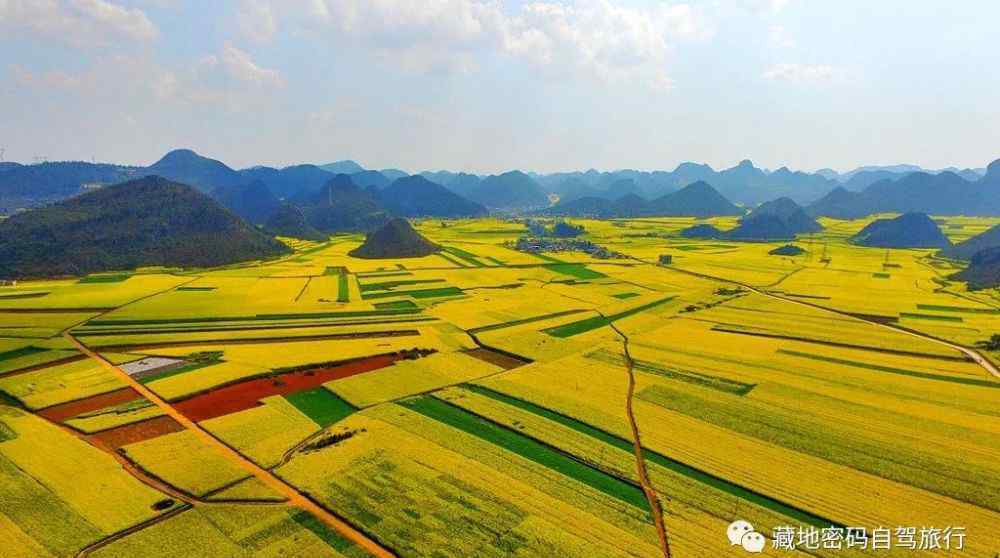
[807,162,1000,218]
[540,181,743,218]
[1,148,998,218]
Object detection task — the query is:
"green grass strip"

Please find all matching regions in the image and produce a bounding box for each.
[899,312,964,322]
[872,272,890,279]
[436,252,469,268]
[544,296,676,338]
[461,384,838,528]
[359,279,445,292]
[611,292,640,300]
[544,263,606,280]
[373,300,419,310]
[362,287,463,300]
[469,309,589,334]
[916,304,999,315]
[484,256,506,266]
[78,273,130,283]
[290,510,355,552]
[585,349,756,395]
[337,273,350,303]
[355,270,411,278]
[777,349,1000,388]
[398,396,649,512]
[443,246,486,267]
[0,346,46,362]
[0,292,49,300]
[284,388,356,428]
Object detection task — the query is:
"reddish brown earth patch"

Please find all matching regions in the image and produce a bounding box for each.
[89,415,185,450]
[37,387,141,423]
[173,352,414,422]
[463,347,530,370]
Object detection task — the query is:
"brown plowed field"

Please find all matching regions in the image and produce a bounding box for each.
[173,353,405,422]
[37,387,141,422]
[89,415,186,450]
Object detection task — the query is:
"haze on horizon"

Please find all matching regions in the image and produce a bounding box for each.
[1,1,998,175]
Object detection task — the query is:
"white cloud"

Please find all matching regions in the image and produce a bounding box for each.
[282,0,710,88]
[502,1,710,89]
[0,0,158,46]
[768,24,794,48]
[762,63,839,84]
[198,43,285,87]
[237,0,276,43]
[10,65,84,89]
[744,0,792,15]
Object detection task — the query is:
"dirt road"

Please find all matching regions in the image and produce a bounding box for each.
[64,332,396,558]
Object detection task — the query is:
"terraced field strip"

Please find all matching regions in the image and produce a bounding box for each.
[899,312,964,322]
[436,252,469,268]
[710,325,971,362]
[86,308,422,326]
[442,246,486,267]
[777,349,1000,388]
[636,383,1000,511]
[64,332,397,558]
[586,349,756,395]
[460,384,841,528]
[362,287,464,300]
[398,395,651,511]
[467,308,590,334]
[91,329,421,351]
[358,278,445,292]
[0,345,48,361]
[0,291,49,300]
[75,316,437,336]
[36,387,141,422]
[916,304,1000,314]
[544,263,607,280]
[544,296,677,338]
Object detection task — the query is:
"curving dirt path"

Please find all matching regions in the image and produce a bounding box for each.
[64,331,396,558]
[608,322,672,558]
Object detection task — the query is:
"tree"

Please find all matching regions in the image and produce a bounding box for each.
[986,334,1000,351]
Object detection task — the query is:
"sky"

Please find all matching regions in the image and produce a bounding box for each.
[1,0,998,174]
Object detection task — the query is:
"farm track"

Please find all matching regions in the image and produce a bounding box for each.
[75,503,192,558]
[64,331,398,558]
[608,321,672,558]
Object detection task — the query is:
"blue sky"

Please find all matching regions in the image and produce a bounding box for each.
[1,1,998,174]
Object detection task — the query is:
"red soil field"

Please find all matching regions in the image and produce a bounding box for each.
[173,353,409,422]
[89,415,185,450]
[37,387,141,423]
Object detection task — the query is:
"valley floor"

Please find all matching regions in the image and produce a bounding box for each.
[1,216,998,558]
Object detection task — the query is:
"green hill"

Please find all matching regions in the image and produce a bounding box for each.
[849,213,951,248]
[0,176,289,279]
[349,218,440,259]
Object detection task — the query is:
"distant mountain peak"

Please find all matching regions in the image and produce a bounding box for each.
[986,158,1000,177]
